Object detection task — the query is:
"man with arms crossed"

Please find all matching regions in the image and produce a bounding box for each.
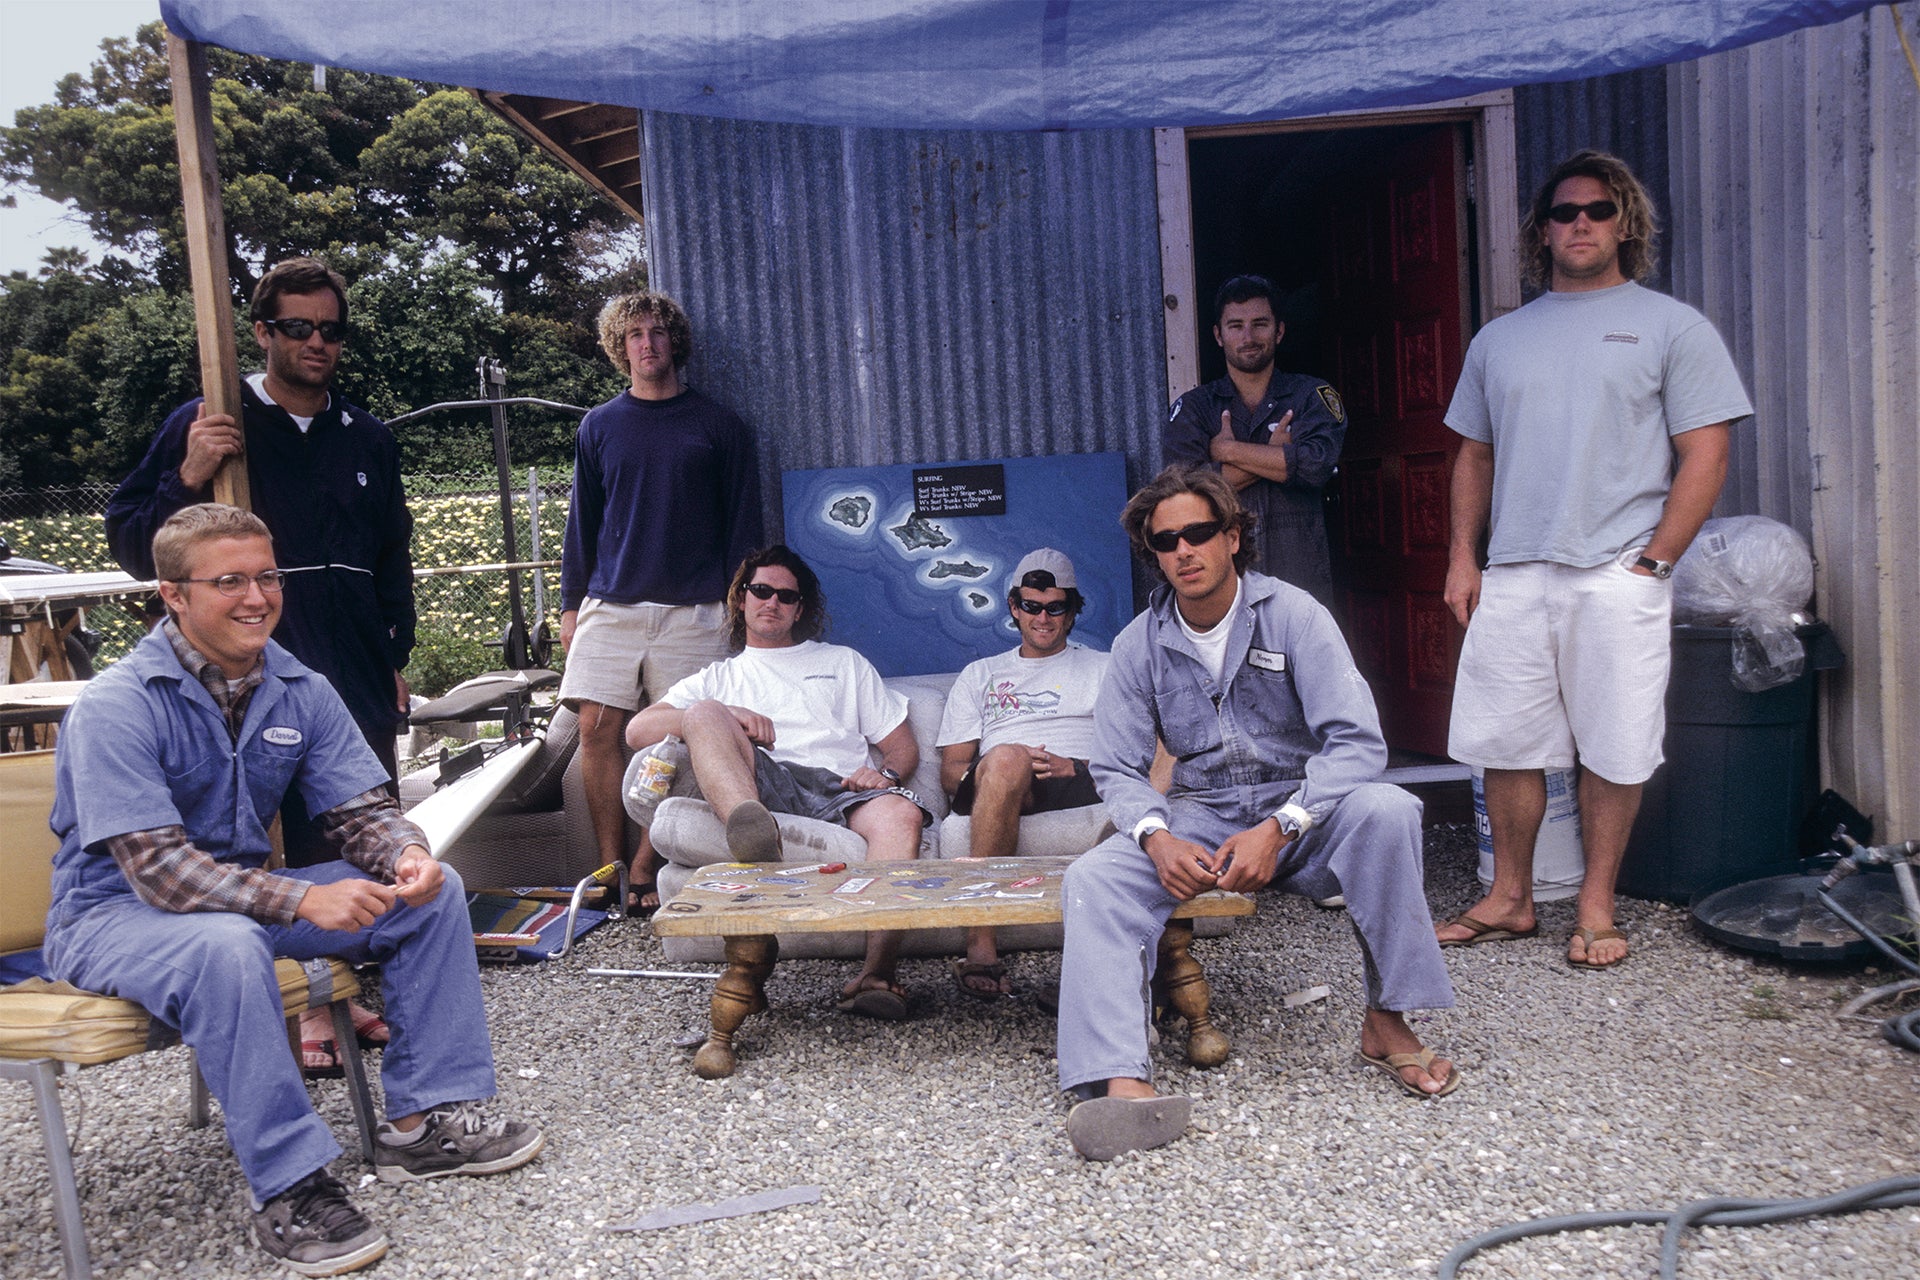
[46,505,540,1276]
[1436,150,1751,970]
[626,546,928,1019]
[936,548,1109,999]
[561,291,762,913]
[1058,468,1458,1162]
[1163,274,1348,604]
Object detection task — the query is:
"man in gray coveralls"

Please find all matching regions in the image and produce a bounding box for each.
[1056,467,1459,1161]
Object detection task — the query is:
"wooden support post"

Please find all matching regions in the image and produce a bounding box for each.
[165,30,250,510]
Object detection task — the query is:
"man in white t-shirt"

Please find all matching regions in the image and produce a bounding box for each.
[1437,149,1752,971]
[936,548,1110,999]
[625,546,928,1019]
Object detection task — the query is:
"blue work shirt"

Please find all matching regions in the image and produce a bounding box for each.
[1091,570,1387,838]
[47,627,390,927]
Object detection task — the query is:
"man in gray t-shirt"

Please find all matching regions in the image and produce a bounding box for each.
[1437,150,1752,972]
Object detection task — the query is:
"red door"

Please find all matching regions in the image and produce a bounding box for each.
[1326,126,1469,757]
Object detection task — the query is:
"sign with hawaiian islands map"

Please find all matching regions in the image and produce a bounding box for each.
[783,452,1131,677]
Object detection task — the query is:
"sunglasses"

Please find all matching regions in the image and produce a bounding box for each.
[1545,199,1619,225]
[171,569,289,596]
[1145,520,1224,554]
[260,317,349,343]
[1015,598,1072,617]
[744,582,803,605]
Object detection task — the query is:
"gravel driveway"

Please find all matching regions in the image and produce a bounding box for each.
[5,825,1917,1279]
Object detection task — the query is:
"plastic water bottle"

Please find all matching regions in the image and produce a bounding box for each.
[626,735,686,827]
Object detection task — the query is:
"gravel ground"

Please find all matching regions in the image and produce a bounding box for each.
[5,824,1918,1279]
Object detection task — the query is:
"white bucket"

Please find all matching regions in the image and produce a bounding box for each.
[1472,766,1586,901]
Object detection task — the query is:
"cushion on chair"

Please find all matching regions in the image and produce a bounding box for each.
[936,804,1116,861]
[650,796,869,869]
[0,959,363,1067]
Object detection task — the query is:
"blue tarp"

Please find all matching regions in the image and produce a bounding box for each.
[158,0,1880,131]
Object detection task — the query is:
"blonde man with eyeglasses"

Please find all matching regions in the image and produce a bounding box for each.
[48,505,540,1276]
[1436,150,1752,972]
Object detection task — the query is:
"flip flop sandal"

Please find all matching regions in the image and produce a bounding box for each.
[1065,1095,1192,1161]
[835,984,910,1021]
[1436,913,1540,948]
[626,881,662,918]
[1568,926,1629,970]
[349,1004,390,1049]
[1356,1047,1462,1098]
[950,959,1010,1001]
[301,1038,344,1080]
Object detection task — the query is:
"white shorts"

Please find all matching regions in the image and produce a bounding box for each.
[1447,555,1672,783]
[557,598,729,712]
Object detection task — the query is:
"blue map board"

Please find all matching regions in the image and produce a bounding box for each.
[783,452,1133,677]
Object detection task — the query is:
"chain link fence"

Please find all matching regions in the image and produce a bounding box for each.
[0,472,573,697]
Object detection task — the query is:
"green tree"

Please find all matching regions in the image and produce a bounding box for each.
[1,21,642,480]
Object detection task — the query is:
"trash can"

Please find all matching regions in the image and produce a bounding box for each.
[1619,623,1840,903]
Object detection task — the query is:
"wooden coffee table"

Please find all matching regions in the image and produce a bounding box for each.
[650,855,1254,1078]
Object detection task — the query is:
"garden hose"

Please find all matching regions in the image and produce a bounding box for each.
[1439,1174,1920,1279]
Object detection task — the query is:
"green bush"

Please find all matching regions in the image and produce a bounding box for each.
[404,626,496,699]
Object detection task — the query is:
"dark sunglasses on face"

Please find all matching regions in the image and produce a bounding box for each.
[1545,199,1619,225]
[260,317,349,343]
[1015,598,1072,617]
[745,582,803,605]
[172,569,289,596]
[1146,520,1225,554]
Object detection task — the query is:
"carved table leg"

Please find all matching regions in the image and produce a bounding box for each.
[1157,919,1230,1068]
[693,934,779,1079]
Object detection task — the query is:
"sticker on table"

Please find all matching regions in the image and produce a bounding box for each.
[833,877,876,896]
[697,882,754,894]
[1008,875,1045,889]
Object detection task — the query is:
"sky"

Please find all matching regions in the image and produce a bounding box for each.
[0,0,162,276]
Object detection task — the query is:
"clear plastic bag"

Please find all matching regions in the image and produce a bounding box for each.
[1671,516,1816,692]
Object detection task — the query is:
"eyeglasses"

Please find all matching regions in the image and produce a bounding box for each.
[1545,199,1619,225]
[744,582,803,605]
[1145,520,1225,554]
[260,317,349,343]
[1015,598,1072,617]
[171,570,289,596]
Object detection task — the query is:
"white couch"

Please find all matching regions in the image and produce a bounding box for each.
[634,670,1234,962]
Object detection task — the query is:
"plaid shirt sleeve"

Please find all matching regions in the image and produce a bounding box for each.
[101,826,309,925]
[312,787,430,882]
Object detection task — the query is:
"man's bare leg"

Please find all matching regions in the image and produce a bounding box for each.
[677,700,763,819]
[576,699,636,874]
[1567,771,1641,967]
[959,745,1035,993]
[842,795,923,1004]
[1435,766,1546,943]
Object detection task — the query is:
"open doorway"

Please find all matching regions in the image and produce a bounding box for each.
[1183,122,1472,758]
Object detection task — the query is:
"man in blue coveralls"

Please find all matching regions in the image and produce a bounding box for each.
[1056,468,1458,1162]
[44,505,542,1276]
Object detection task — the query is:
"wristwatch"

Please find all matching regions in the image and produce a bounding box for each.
[878,766,903,785]
[1633,555,1675,579]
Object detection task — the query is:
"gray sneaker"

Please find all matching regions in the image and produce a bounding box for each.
[251,1169,388,1276]
[373,1101,544,1184]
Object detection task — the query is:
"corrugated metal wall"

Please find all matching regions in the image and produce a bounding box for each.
[1512,69,1673,296]
[639,112,1172,525]
[1668,6,1920,833]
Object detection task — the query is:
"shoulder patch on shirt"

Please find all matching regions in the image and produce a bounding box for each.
[356,471,368,486]
[1602,331,1640,344]
[262,726,303,746]
[1246,647,1286,673]
[1316,384,1345,422]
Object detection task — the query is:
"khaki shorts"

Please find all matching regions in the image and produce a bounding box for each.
[558,598,729,712]
[1447,554,1672,784]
